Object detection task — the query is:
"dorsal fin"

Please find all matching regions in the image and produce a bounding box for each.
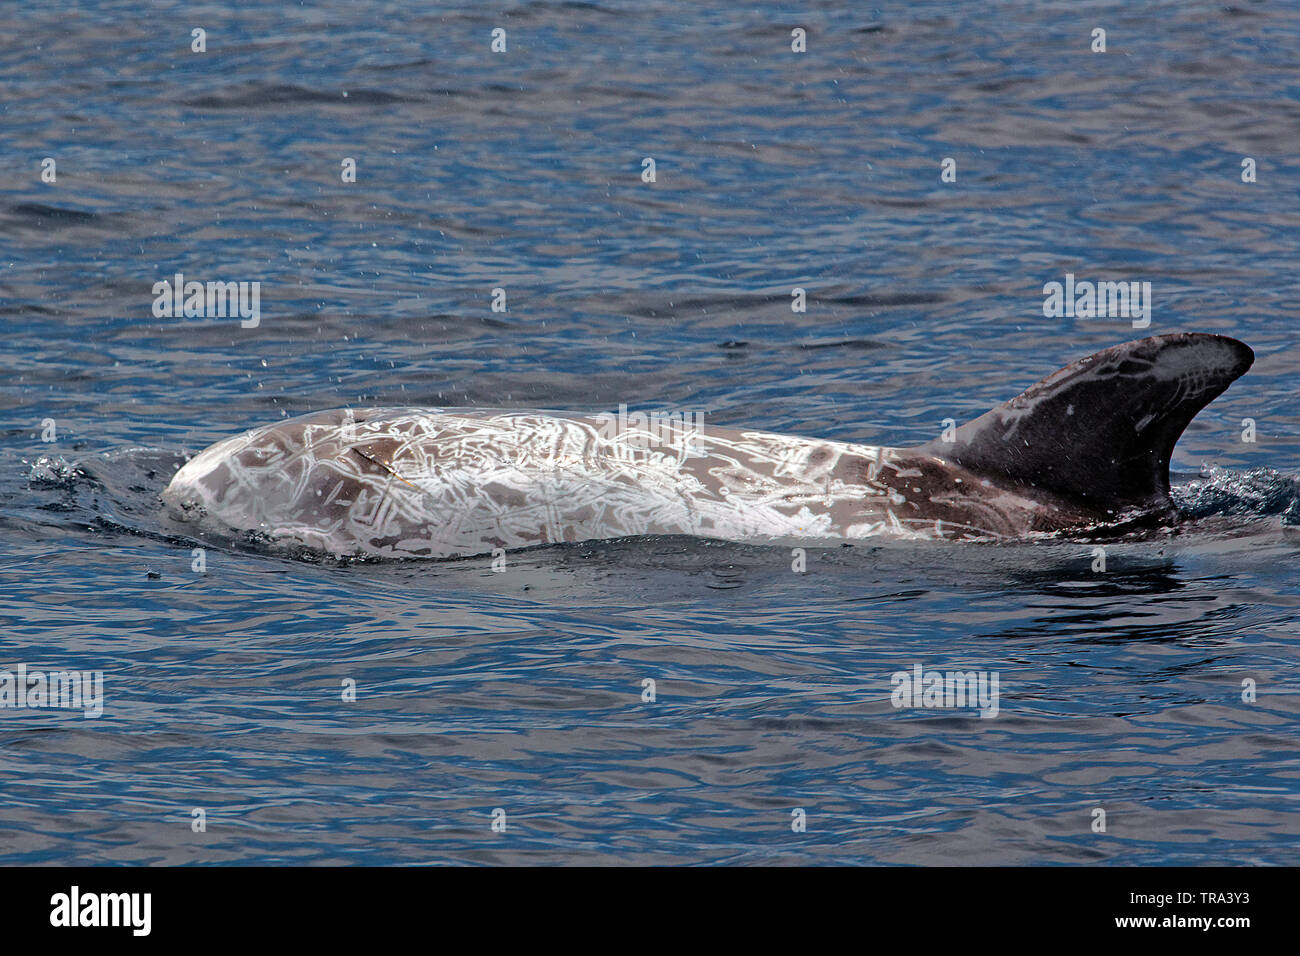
[916,333,1254,514]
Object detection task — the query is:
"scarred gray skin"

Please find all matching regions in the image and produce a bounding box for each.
[161,333,1254,560]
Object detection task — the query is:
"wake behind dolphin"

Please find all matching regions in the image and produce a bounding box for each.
[161,333,1254,560]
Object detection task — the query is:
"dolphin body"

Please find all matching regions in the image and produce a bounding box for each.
[161,333,1254,559]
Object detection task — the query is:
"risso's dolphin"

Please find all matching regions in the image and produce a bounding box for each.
[161,333,1254,559]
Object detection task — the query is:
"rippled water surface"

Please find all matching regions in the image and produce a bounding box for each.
[3,0,1300,864]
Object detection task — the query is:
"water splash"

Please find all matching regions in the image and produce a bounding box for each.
[1173,466,1300,525]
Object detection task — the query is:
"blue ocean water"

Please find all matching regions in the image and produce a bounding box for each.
[2,0,1300,864]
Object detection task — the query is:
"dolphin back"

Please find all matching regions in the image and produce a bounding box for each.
[916,332,1254,516]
